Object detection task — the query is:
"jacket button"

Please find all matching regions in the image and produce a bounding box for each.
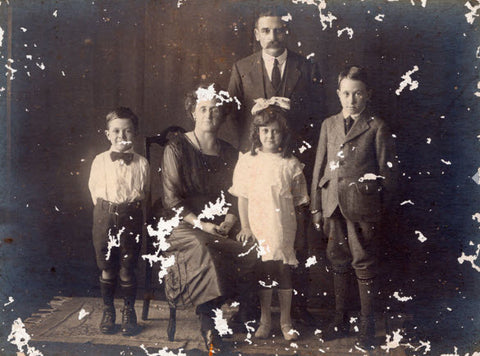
[340,144,344,148]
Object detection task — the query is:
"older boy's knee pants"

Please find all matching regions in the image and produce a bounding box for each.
[323,209,378,279]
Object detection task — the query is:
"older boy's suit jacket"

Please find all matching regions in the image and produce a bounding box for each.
[227,50,324,153]
[310,111,397,223]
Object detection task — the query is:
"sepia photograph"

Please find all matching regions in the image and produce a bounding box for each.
[0,0,479,355]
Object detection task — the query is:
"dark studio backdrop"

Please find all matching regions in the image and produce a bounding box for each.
[0,0,479,353]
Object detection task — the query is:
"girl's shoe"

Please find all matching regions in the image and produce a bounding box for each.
[281,324,298,341]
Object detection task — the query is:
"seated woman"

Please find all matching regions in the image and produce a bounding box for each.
[161,83,257,352]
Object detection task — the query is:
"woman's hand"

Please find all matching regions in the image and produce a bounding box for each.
[216,214,237,236]
[236,227,255,243]
[202,222,223,237]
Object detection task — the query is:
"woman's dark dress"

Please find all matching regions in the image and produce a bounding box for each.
[162,133,256,308]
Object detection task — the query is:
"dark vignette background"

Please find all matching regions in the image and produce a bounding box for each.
[0,0,479,354]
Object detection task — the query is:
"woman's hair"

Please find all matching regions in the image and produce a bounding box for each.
[249,105,293,158]
[184,83,233,122]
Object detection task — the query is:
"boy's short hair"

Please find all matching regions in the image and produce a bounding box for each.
[184,83,232,122]
[338,65,370,89]
[249,105,293,158]
[106,107,139,133]
[255,5,289,28]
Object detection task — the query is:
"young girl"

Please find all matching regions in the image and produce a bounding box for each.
[229,101,309,341]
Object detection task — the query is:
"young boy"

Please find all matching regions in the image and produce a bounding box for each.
[88,107,149,336]
[310,66,397,349]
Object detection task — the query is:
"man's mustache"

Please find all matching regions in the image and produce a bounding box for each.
[266,41,283,48]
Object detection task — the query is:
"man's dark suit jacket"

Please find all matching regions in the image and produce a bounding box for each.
[227,50,324,156]
[310,111,397,223]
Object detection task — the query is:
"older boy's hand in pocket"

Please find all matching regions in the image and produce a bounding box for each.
[236,227,255,244]
[202,222,223,237]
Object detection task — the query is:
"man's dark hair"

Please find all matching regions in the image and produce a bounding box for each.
[255,5,289,28]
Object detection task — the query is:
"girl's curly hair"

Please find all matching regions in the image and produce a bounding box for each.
[249,105,293,158]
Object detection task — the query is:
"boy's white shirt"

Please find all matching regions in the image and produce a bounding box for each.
[88,147,150,205]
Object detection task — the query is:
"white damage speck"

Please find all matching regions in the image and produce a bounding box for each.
[106,226,124,260]
[282,13,293,22]
[401,200,415,206]
[305,255,317,267]
[195,83,241,110]
[78,308,90,320]
[5,60,17,80]
[8,318,43,356]
[411,0,427,7]
[291,0,337,29]
[4,296,14,306]
[329,160,339,171]
[441,159,452,165]
[426,138,431,144]
[36,62,46,70]
[298,140,312,153]
[0,26,4,47]
[358,173,385,182]
[193,191,230,230]
[458,242,480,272]
[392,291,413,302]
[140,344,187,356]
[415,230,427,243]
[53,9,58,17]
[212,308,233,336]
[472,213,480,224]
[381,329,404,352]
[259,280,279,288]
[143,208,183,283]
[465,0,480,24]
[306,52,315,60]
[395,66,419,95]
[176,0,186,8]
[375,14,385,21]
[337,27,354,39]
[20,27,27,32]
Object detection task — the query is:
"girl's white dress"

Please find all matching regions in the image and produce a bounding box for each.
[229,150,309,266]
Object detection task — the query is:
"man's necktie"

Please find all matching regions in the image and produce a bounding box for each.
[344,116,353,135]
[271,58,281,89]
[110,151,134,165]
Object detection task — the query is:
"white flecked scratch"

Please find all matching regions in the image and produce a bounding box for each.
[0,26,4,47]
[400,200,414,206]
[4,296,14,306]
[472,213,480,224]
[306,52,315,60]
[375,14,385,22]
[105,226,124,260]
[381,329,404,352]
[465,0,480,24]
[36,62,45,70]
[358,173,385,182]
[441,159,452,165]
[212,308,233,336]
[415,230,427,243]
[291,0,337,30]
[458,243,480,272]
[193,191,230,230]
[8,318,43,356]
[195,83,241,110]
[140,345,187,356]
[329,160,339,171]
[392,291,413,302]
[298,140,312,153]
[259,280,279,288]
[78,308,90,320]
[395,66,419,95]
[337,27,354,39]
[305,255,317,267]
[282,13,293,22]
[5,60,17,80]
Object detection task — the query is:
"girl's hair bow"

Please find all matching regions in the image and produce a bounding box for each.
[251,96,291,115]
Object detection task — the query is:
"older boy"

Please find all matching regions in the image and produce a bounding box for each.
[310,66,397,349]
[88,107,149,336]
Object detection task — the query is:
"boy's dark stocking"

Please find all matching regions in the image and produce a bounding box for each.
[120,279,138,336]
[99,276,116,334]
[322,271,349,341]
[356,277,376,349]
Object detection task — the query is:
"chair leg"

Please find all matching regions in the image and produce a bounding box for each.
[142,237,154,320]
[167,307,177,341]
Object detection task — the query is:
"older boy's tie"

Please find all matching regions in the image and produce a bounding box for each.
[272,58,281,89]
[110,152,133,165]
[344,116,353,135]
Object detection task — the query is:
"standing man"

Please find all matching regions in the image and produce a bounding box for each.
[228,5,325,327]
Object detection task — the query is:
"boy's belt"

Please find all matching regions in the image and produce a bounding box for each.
[98,198,141,214]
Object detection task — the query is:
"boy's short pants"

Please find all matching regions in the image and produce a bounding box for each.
[92,198,143,272]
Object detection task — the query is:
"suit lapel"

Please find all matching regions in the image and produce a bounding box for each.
[246,52,266,98]
[284,52,301,98]
[332,113,346,143]
[344,112,370,143]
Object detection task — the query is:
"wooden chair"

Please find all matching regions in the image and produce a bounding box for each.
[141,126,185,341]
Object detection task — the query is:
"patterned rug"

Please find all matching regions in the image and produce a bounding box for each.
[24,296,409,355]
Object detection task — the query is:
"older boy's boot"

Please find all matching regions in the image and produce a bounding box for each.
[355,277,376,349]
[99,277,116,334]
[322,272,349,341]
[278,289,298,341]
[255,289,272,339]
[120,280,138,336]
